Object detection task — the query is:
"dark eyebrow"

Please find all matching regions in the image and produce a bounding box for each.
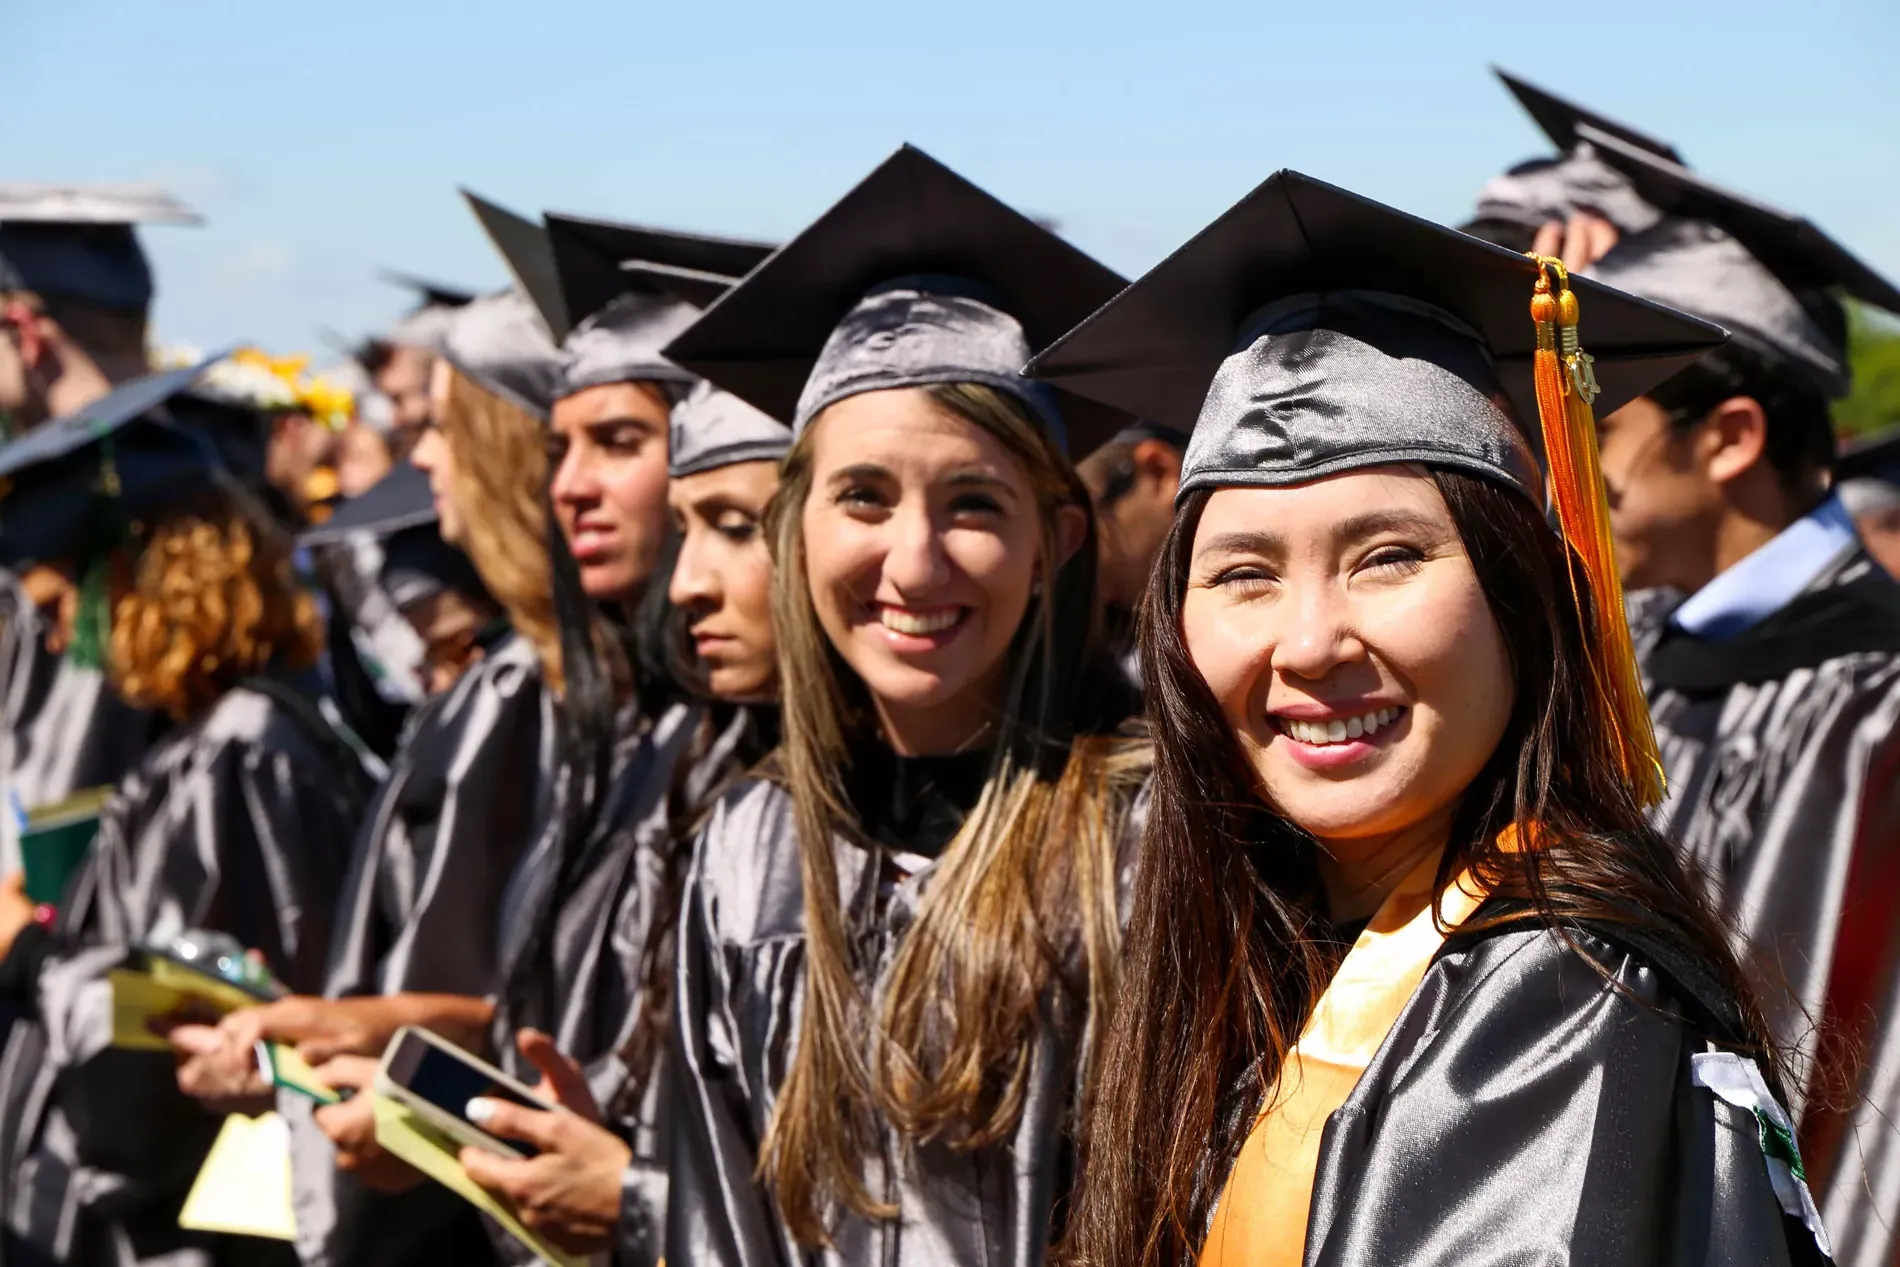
[1194,529,1283,559]
[943,470,1020,502]
[1193,509,1446,560]
[585,415,661,436]
[827,462,893,488]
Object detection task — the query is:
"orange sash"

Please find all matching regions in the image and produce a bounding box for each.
[1199,848,1491,1267]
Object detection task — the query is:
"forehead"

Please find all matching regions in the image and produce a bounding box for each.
[1193,465,1449,544]
[805,387,1021,479]
[668,459,779,509]
[551,379,672,433]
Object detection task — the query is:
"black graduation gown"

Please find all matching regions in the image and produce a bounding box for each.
[667,753,1139,1267]
[479,697,703,1267]
[1301,922,1829,1266]
[284,633,552,1267]
[0,682,360,1267]
[0,572,158,869]
[1631,549,1900,1267]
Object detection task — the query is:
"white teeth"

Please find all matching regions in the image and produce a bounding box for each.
[1278,706,1403,747]
[879,606,961,635]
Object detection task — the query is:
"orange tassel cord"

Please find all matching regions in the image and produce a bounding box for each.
[1528,256,1666,809]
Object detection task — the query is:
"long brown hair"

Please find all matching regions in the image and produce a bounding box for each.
[437,365,562,687]
[110,486,321,720]
[759,382,1148,1243]
[1063,468,1777,1267]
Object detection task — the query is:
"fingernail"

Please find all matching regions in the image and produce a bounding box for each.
[465,1097,494,1125]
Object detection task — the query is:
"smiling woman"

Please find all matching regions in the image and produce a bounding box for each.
[1028,171,1829,1267]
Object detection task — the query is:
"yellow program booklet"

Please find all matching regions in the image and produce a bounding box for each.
[178,1111,296,1241]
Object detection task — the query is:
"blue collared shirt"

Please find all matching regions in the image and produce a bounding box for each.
[1671,495,1859,641]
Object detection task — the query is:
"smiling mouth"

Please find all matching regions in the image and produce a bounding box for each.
[875,604,965,636]
[1274,706,1405,747]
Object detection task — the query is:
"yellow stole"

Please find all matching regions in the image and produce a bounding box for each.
[1199,847,1492,1267]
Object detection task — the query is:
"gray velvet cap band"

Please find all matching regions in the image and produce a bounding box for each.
[1473,148,1664,237]
[669,380,793,478]
[793,276,1067,449]
[1588,217,1845,393]
[560,290,702,399]
[1179,291,1542,504]
[441,289,565,420]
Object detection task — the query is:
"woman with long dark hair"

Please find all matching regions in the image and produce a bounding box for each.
[657,147,1149,1267]
[1028,172,1832,1266]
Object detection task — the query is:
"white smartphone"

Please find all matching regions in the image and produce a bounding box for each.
[374,1026,547,1159]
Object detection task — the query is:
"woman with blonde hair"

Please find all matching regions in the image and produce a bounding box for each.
[0,364,364,1267]
[658,147,1149,1267]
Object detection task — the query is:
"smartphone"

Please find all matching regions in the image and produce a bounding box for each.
[374,1026,546,1159]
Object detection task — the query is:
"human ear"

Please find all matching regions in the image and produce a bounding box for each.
[1132,438,1183,501]
[1054,502,1090,567]
[1701,396,1769,487]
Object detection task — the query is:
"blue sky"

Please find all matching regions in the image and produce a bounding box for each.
[6,1,1895,355]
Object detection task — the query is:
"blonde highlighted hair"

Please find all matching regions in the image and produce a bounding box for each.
[110,488,321,720]
[436,365,562,688]
[759,382,1149,1242]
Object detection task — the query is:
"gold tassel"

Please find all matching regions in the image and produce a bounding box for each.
[1528,257,1666,808]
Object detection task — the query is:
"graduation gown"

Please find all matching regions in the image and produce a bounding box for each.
[668,754,1139,1267]
[0,572,158,871]
[479,696,702,1267]
[0,681,360,1267]
[284,633,553,1267]
[1631,550,1900,1267]
[1298,920,1827,1266]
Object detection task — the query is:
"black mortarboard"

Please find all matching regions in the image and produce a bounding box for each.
[669,380,793,479]
[378,271,477,353]
[463,191,570,341]
[440,289,565,421]
[663,145,1131,458]
[0,184,200,313]
[1837,427,1900,516]
[1025,170,1726,504]
[299,460,436,546]
[379,270,478,312]
[544,212,775,343]
[1495,68,1683,165]
[1580,124,1900,395]
[616,260,742,311]
[0,357,247,566]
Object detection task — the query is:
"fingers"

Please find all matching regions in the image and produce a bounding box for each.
[516,1029,599,1117]
[1559,210,1620,273]
[311,1053,378,1091]
[1532,220,1565,261]
[457,1143,534,1199]
[2,870,25,895]
[464,1096,561,1152]
[166,1023,225,1056]
[313,1093,374,1148]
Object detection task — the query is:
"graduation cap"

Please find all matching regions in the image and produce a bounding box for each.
[1468,70,1677,244]
[1028,170,1728,809]
[544,211,775,342]
[617,260,743,311]
[299,460,436,546]
[0,184,201,313]
[662,144,1132,458]
[1836,427,1900,517]
[1579,125,1900,395]
[669,380,793,479]
[439,288,565,421]
[1495,67,1683,165]
[0,357,247,568]
[379,270,478,312]
[378,271,477,353]
[463,191,570,341]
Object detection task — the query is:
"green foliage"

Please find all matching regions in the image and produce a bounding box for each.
[1836,304,1900,439]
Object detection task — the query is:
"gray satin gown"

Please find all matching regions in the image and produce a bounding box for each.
[1630,550,1900,1267]
[667,755,1140,1267]
[0,682,360,1267]
[1302,921,1827,1266]
[284,633,553,1267]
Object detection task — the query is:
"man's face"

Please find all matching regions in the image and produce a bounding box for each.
[1078,439,1181,610]
[376,345,437,434]
[1596,395,1727,592]
[0,298,46,429]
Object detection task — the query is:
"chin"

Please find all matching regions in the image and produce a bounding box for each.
[847,656,967,713]
[707,662,776,703]
[578,560,643,602]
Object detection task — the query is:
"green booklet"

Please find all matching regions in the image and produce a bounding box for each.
[21,786,111,905]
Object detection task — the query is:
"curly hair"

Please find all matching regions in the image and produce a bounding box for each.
[109,488,322,720]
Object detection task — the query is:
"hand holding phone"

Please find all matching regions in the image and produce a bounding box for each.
[374,1026,548,1159]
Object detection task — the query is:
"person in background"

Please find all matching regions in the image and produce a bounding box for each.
[1032,167,1825,1267]
[659,146,1149,1267]
[0,365,365,1266]
[1075,421,1187,674]
[361,273,476,461]
[0,184,200,876]
[1835,427,1900,579]
[459,376,792,1262]
[1475,86,1900,1265]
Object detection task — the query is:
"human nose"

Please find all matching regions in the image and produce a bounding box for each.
[1266,576,1364,682]
[410,427,443,472]
[668,527,719,609]
[879,501,952,594]
[549,446,597,506]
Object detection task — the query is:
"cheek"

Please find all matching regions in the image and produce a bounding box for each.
[1366,573,1513,745]
[1180,595,1269,729]
[948,522,1038,620]
[600,457,670,532]
[731,548,775,640]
